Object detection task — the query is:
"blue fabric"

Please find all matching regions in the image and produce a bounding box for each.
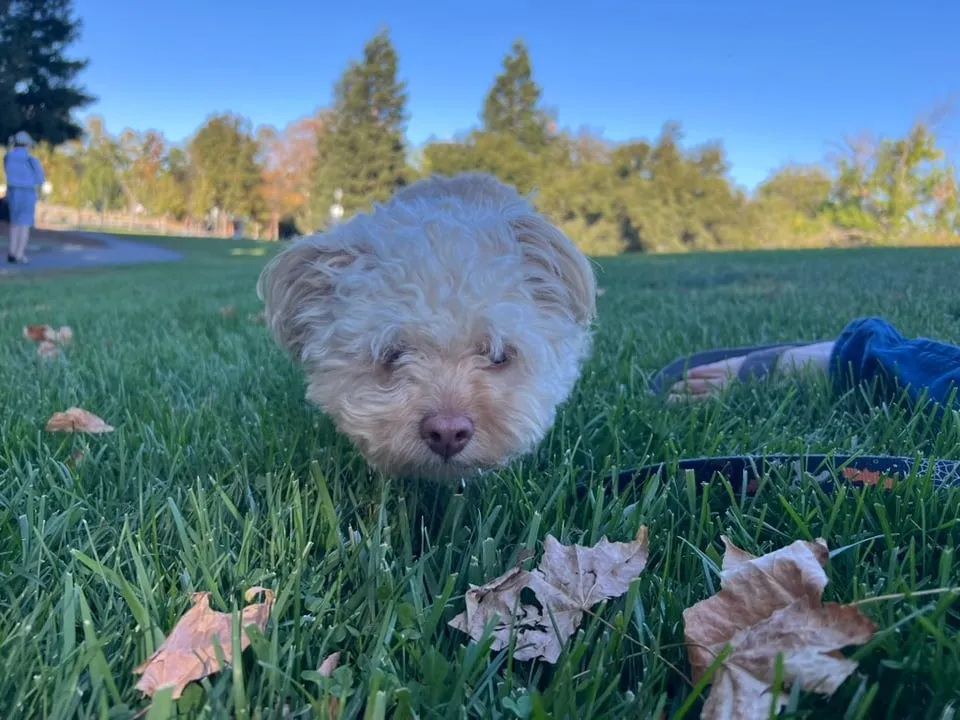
[7,185,38,227]
[830,317,960,408]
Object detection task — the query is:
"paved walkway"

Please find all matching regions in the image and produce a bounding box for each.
[0,232,183,276]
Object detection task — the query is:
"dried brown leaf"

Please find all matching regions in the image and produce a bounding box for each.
[248,310,266,325]
[220,305,237,318]
[134,587,275,699]
[45,407,115,434]
[449,527,649,663]
[317,652,341,676]
[683,537,877,720]
[448,566,538,655]
[25,324,73,354]
[317,651,342,719]
[24,324,56,342]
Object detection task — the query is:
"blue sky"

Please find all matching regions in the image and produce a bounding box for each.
[73,0,959,190]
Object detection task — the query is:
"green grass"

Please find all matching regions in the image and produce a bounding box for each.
[2,238,960,719]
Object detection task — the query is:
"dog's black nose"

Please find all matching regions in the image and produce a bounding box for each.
[420,413,474,458]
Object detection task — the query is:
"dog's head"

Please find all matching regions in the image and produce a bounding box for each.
[258,173,596,480]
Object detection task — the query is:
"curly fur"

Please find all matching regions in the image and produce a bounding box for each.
[257,172,597,480]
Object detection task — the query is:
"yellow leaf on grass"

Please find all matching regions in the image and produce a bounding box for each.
[683,537,877,720]
[134,587,275,699]
[45,407,114,434]
[449,527,649,663]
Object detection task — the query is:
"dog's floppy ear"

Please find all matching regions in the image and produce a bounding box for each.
[256,236,358,362]
[510,212,597,326]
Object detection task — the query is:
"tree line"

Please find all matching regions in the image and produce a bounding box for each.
[2,3,958,251]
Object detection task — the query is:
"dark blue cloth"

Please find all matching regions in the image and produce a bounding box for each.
[831,317,960,408]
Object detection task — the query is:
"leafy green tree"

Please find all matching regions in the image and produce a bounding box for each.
[418,40,555,214]
[482,39,551,152]
[153,146,189,219]
[0,0,95,144]
[76,117,123,212]
[30,139,81,205]
[112,129,169,213]
[602,124,750,252]
[756,166,833,219]
[828,133,882,234]
[422,131,543,194]
[869,124,944,234]
[931,165,958,233]
[188,113,263,223]
[313,29,408,224]
[422,121,751,255]
[746,166,834,246]
[533,131,626,255]
[823,123,958,238]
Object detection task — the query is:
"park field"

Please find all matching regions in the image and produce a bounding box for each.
[2,239,960,718]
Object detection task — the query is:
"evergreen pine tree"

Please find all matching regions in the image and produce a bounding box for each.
[481,40,550,152]
[0,0,95,143]
[314,29,409,225]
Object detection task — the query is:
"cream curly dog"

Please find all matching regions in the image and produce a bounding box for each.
[258,172,597,480]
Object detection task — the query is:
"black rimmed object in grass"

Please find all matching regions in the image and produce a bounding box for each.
[649,342,822,396]
[578,453,960,500]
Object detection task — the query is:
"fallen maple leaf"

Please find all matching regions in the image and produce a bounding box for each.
[449,566,535,654]
[449,527,649,663]
[23,324,56,342]
[25,324,73,354]
[683,537,877,720]
[45,407,115,433]
[134,587,275,699]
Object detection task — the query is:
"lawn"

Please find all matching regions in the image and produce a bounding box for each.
[2,238,960,719]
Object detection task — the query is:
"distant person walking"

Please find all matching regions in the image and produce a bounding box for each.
[4,131,46,264]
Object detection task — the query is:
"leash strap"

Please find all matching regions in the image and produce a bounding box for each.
[592,454,960,496]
